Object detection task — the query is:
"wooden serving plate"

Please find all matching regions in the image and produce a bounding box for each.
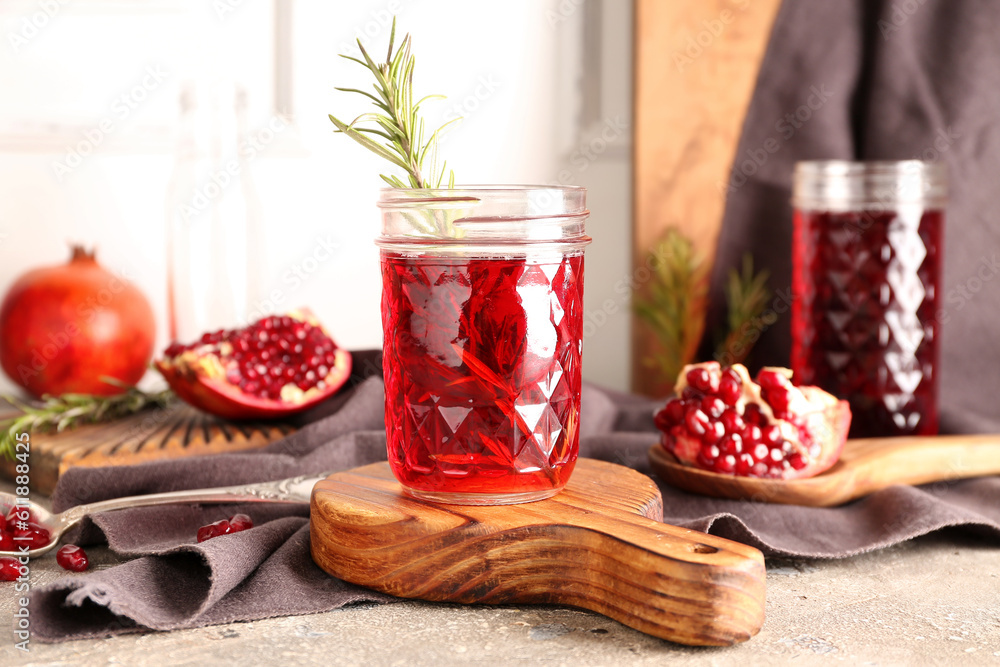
[310,458,766,647]
[649,434,1000,507]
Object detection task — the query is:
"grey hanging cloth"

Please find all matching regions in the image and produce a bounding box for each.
[704,0,1000,433]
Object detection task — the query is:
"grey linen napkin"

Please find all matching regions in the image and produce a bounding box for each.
[29,351,1000,642]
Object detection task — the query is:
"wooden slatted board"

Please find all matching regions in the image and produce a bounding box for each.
[0,403,294,495]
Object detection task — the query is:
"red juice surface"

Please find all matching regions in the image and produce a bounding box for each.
[381,253,585,497]
[791,208,942,437]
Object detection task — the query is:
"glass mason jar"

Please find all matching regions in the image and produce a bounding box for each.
[376,186,591,505]
[791,160,946,438]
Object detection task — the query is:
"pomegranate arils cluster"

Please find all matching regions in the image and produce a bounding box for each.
[165,315,339,401]
[197,513,254,543]
[1,506,51,552]
[655,362,849,480]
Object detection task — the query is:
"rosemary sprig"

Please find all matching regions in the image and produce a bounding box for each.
[635,230,772,391]
[634,229,709,385]
[329,17,457,189]
[0,380,173,461]
[714,254,771,365]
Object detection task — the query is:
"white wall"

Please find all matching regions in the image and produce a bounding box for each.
[0,0,632,395]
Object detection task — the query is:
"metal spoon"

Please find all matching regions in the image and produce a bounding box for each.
[0,471,332,559]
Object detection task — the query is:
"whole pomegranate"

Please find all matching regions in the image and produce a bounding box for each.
[155,311,352,420]
[0,247,156,397]
[654,362,851,480]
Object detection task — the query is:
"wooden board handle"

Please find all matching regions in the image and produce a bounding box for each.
[311,462,765,647]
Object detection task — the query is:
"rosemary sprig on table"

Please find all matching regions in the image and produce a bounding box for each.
[329,17,457,189]
[0,381,173,461]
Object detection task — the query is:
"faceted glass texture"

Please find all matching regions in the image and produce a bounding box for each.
[381,254,585,502]
[791,208,942,437]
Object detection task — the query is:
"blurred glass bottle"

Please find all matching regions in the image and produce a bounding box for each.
[166,82,264,343]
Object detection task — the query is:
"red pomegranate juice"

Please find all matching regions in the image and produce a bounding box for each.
[791,208,942,437]
[381,253,584,500]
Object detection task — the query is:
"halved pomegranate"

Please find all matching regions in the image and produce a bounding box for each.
[155,312,352,420]
[654,362,851,479]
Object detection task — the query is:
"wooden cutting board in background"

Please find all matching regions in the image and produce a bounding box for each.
[0,403,295,495]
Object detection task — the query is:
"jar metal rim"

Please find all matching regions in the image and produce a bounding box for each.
[793,160,947,209]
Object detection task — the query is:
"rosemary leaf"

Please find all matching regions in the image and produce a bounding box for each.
[329,17,456,189]
[714,254,771,365]
[0,385,173,461]
[633,229,709,388]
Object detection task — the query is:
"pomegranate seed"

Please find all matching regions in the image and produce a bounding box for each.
[686,367,715,393]
[788,452,808,470]
[664,398,685,424]
[720,409,745,434]
[684,408,709,436]
[681,386,701,400]
[698,444,721,468]
[14,523,50,549]
[701,396,725,419]
[762,425,782,446]
[0,513,5,532]
[165,342,186,357]
[228,514,253,532]
[743,403,764,425]
[6,506,31,525]
[752,443,769,461]
[719,433,743,456]
[702,421,725,446]
[736,453,754,475]
[0,531,13,551]
[718,368,742,404]
[757,369,787,390]
[769,448,785,464]
[715,454,737,474]
[197,520,232,543]
[56,545,90,572]
[0,557,23,581]
[741,425,763,445]
[764,387,792,416]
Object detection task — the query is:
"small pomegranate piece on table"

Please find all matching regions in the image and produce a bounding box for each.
[655,362,851,479]
[56,545,89,572]
[197,514,254,543]
[156,312,352,420]
[0,557,23,581]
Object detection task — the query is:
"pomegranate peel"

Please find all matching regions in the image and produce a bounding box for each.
[655,362,850,480]
[156,312,352,420]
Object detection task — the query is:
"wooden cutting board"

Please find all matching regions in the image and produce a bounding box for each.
[0,403,294,495]
[310,459,766,647]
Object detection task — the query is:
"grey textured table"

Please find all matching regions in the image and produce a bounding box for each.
[1,481,999,666]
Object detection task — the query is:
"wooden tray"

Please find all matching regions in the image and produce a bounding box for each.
[310,458,766,647]
[0,403,294,495]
